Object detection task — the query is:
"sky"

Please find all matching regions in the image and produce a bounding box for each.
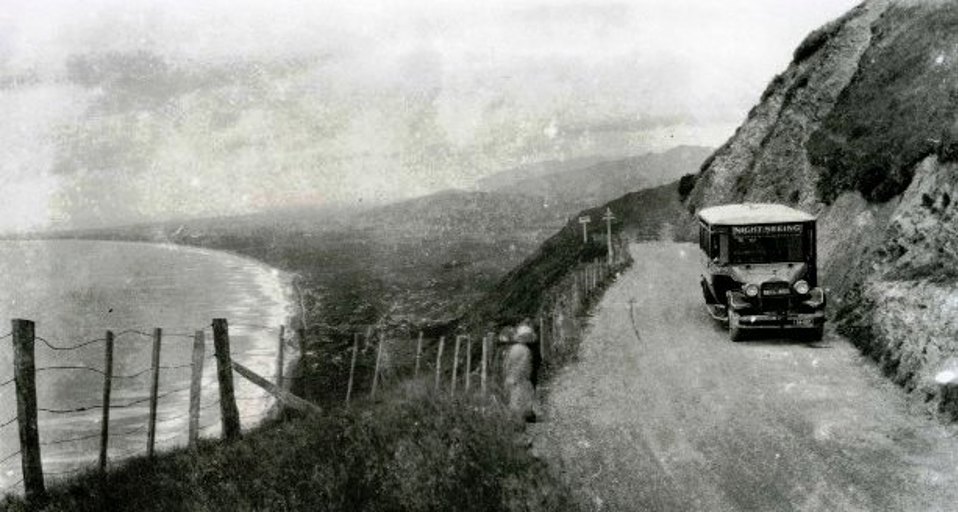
[0,0,861,232]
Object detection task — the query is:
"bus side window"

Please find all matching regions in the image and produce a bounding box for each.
[710,233,721,260]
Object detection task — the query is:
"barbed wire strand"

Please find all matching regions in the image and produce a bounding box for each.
[41,430,102,447]
[2,477,23,493]
[0,331,12,341]
[113,330,155,339]
[108,447,142,460]
[159,363,193,371]
[0,377,13,388]
[157,411,189,424]
[38,386,192,415]
[155,432,183,445]
[115,424,147,439]
[0,450,21,467]
[36,365,105,376]
[113,367,154,380]
[199,399,221,411]
[229,323,282,331]
[163,332,198,339]
[35,335,105,352]
[0,416,17,429]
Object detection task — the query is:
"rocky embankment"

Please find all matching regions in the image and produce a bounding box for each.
[683,0,958,416]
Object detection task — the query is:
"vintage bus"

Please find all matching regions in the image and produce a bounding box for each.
[696,203,825,341]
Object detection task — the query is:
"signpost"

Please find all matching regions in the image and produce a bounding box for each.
[603,208,615,264]
[578,215,591,243]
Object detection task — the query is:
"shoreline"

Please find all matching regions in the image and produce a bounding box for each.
[0,238,301,489]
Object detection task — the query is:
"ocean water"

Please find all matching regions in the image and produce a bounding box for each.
[0,240,294,492]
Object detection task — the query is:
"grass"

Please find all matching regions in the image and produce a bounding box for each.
[1,390,573,511]
[807,2,958,203]
[2,175,681,510]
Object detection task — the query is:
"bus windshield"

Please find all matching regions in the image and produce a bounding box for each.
[730,226,805,264]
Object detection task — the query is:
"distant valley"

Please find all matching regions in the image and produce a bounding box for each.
[28,145,710,330]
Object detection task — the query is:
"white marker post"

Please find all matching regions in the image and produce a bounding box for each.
[578,215,592,243]
[603,207,616,264]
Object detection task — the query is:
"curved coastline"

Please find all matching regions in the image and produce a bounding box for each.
[0,238,301,491]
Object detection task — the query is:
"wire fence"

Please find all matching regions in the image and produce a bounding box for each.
[0,240,629,502]
[0,318,293,499]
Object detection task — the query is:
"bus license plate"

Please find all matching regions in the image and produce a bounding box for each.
[795,318,813,327]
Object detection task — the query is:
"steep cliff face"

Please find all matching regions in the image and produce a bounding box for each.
[685,0,958,416]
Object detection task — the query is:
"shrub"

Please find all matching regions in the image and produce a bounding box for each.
[808,3,958,204]
[793,20,841,63]
[938,120,958,163]
[677,173,698,200]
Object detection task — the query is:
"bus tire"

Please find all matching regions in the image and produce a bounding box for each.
[808,325,824,342]
[729,310,745,342]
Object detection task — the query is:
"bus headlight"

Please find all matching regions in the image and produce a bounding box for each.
[743,284,759,297]
[794,280,810,295]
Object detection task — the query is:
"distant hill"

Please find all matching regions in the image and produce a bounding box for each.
[478,146,711,210]
[353,189,567,239]
[463,180,687,326]
[474,156,608,192]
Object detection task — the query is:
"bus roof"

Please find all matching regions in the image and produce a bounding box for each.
[697,203,816,225]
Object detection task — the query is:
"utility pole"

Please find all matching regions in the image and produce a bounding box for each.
[603,207,616,264]
[578,215,592,243]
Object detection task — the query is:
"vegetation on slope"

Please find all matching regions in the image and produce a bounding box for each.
[1,392,572,511]
[808,2,958,203]
[479,146,711,212]
[465,180,687,327]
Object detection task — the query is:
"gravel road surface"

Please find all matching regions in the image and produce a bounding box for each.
[532,242,958,511]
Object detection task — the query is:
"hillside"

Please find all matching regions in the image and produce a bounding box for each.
[474,156,608,192]
[478,146,711,210]
[680,0,958,416]
[36,189,571,330]
[465,180,684,326]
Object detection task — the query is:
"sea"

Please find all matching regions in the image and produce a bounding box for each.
[0,240,294,493]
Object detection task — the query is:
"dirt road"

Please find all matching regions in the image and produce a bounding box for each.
[532,243,958,511]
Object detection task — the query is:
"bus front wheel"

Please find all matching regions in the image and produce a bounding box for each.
[729,310,745,342]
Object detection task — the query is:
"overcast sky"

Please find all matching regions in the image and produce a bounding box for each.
[0,0,861,232]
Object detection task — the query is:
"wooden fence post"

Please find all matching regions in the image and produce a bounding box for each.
[275,325,285,386]
[297,327,306,357]
[12,319,44,502]
[414,331,423,379]
[434,336,445,391]
[346,333,359,404]
[451,335,462,395]
[212,319,241,441]
[147,328,162,458]
[539,315,547,363]
[188,330,205,447]
[99,330,114,473]
[481,333,489,395]
[371,332,383,397]
[553,300,562,348]
[465,336,472,393]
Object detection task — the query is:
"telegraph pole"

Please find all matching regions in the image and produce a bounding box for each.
[578,215,591,243]
[603,207,615,264]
